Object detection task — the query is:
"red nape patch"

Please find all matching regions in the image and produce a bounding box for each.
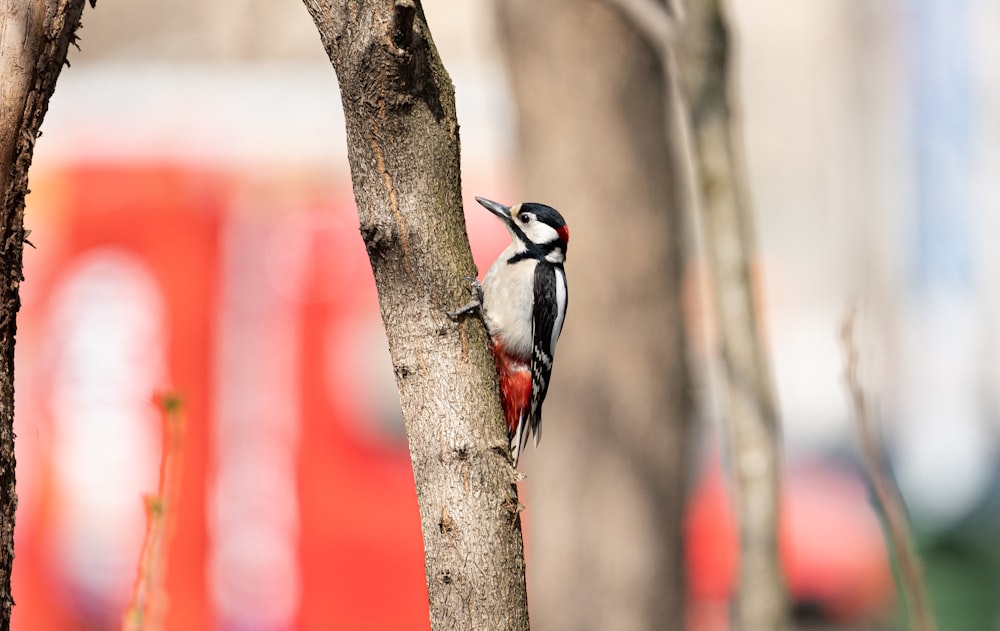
[556,225,570,244]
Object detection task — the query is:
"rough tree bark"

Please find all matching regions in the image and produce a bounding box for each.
[496,1,694,629]
[301,1,530,629]
[0,1,89,628]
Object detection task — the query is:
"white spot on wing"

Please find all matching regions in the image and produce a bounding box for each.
[551,267,567,352]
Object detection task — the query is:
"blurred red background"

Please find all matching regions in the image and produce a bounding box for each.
[11,165,893,631]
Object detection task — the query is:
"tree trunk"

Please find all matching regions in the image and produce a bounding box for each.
[0,1,88,628]
[495,1,694,629]
[301,2,530,629]
[677,2,787,629]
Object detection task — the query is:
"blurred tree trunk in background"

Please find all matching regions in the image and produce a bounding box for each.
[0,1,88,629]
[495,1,694,629]
[677,1,787,628]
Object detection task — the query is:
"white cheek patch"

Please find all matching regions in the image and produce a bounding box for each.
[526,222,558,244]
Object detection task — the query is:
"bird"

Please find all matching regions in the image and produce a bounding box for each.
[450,196,569,466]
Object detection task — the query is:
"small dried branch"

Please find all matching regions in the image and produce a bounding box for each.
[840,306,937,631]
[123,393,186,631]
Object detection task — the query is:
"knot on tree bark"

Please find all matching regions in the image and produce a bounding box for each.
[360,220,396,257]
[347,0,446,123]
[390,0,417,52]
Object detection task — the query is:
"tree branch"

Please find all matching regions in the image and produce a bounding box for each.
[840,307,937,631]
[0,1,89,628]
[606,0,699,263]
[608,0,679,49]
[302,1,530,629]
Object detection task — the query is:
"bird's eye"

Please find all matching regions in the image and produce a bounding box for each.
[519,213,532,223]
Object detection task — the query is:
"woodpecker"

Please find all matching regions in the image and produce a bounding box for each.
[451,196,569,466]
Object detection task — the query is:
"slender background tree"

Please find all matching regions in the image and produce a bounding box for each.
[606,0,789,628]
[678,2,787,628]
[496,1,695,628]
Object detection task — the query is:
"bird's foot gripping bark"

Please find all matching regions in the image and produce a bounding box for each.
[446,276,484,320]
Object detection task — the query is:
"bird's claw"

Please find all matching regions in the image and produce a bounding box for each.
[446,277,484,321]
[461,276,484,304]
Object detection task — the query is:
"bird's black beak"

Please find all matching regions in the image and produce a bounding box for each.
[475,197,513,224]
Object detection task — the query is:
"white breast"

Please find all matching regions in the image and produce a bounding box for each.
[481,244,536,360]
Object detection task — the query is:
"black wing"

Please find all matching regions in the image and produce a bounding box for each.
[524,261,566,455]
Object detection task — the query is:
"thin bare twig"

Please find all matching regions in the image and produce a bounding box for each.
[840,306,937,631]
[123,393,186,631]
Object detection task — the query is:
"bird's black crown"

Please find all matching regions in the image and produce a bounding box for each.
[520,203,567,229]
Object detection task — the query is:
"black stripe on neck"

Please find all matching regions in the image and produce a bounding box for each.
[507,239,564,264]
